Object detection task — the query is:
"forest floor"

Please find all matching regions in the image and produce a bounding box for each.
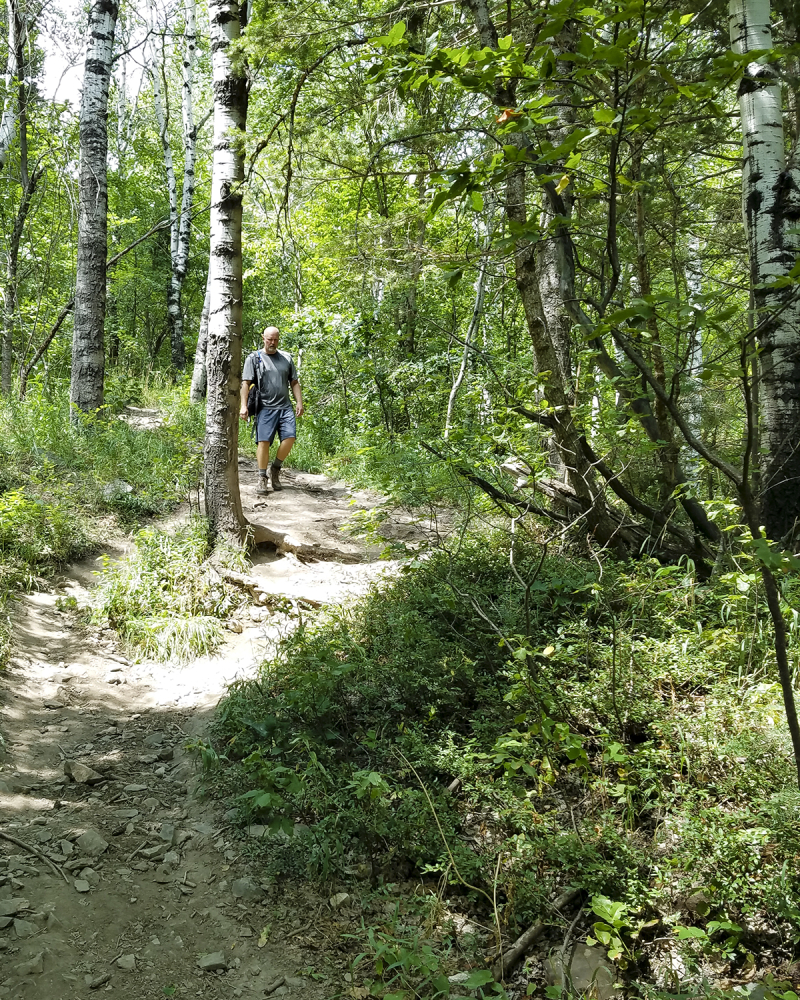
[0,459,426,1000]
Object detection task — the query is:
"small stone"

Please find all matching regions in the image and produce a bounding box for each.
[0,916,12,929]
[154,766,166,777]
[59,840,74,856]
[0,898,28,916]
[125,822,135,835]
[157,823,176,845]
[198,952,227,972]
[13,918,38,938]
[227,620,243,633]
[79,868,100,886]
[139,753,159,764]
[157,746,174,761]
[64,761,104,785]
[73,880,91,893]
[232,877,263,901]
[143,732,166,747]
[142,797,160,812]
[14,951,44,976]
[36,829,53,843]
[153,866,173,884]
[75,830,109,857]
[285,977,306,988]
[191,822,214,837]
[124,784,148,792]
[87,971,112,989]
[163,851,180,868]
[329,892,350,909]
[116,954,136,971]
[114,808,139,819]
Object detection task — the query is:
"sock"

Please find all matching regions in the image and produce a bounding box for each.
[258,469,267,477]
[272,458,283,470]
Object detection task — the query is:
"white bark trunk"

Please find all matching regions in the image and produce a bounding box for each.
[190,272,210,402]
[203,0,247,538]
[0,0,22,171]
[70,0,118,418]
[445,203,495,438]
[730,0,800,539]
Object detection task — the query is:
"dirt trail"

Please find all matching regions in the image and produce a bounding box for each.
[0,461,427,1000]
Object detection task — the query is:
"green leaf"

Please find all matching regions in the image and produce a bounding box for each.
[471,190,484,211]
[593,107,616,123]
[387,22,406,45]
[464,969,496,988]
[498,34,513,49]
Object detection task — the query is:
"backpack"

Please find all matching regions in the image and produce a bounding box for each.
[246,352,264,417]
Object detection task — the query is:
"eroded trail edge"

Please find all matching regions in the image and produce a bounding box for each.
[0,466,428,1000]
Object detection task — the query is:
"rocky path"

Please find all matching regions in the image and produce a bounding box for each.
[0,464,430,999]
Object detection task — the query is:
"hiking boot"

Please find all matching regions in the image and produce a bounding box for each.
[256,474,270,495]
[269,464,283,491]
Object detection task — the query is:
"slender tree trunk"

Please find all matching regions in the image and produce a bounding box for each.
[2,170,42,394]
[730,0,800,540]
[0,0,23,171]
[70,0,118,419]
[190,274,210,402]
[445,201,494,437]
[172,0,198,371]
[204,0,248,539]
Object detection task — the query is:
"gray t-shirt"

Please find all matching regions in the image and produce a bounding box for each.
[242,349,298,410]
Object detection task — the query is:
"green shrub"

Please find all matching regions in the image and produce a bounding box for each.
[92,518,239,662]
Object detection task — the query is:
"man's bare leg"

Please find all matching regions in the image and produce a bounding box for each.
[256,440,270,493]
[270,437,295,490]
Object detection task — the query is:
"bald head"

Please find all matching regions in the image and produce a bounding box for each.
[262,326,280,353]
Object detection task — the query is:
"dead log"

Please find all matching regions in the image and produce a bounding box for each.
[491,887,582,980]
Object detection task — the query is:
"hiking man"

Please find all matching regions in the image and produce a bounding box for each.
[240,326,304,494]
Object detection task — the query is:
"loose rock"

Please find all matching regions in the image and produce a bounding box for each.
[198,951,228,972]
[64,761,104,785]
[232,877,263,901]
[14,951,44,976]
[75,829,109,857]
[329,892,350,909]
[116,954,136,971]
[13,918,38,938]
[0,898,28,917]
[73,879,91,893]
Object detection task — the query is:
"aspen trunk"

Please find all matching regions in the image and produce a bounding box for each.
[730,0,800,540]
[0,0,23,171]
[70,0,118,419]
[203,0,248,539]
[190,274,210,402]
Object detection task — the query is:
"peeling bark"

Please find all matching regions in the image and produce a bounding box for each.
[70,0,119,419]
[190,273,210,402]
[203,0,248,539]
[730,0,800,540]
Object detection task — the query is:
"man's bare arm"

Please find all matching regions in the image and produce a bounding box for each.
[291,379,304,417]
[240,380,252,420]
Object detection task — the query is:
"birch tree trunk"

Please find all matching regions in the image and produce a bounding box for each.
[70,0,118,419]
[445,202,494,437]
[730,0,800,540]
[190,274,210,402]
[0,0,23,171]
[204,0,247,539]
[147,0,192,371]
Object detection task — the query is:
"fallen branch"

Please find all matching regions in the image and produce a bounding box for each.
[0,829,70,883]
[207,561,323,609]
[491,887,582,980]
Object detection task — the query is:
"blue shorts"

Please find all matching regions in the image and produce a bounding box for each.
[255,406,296,445]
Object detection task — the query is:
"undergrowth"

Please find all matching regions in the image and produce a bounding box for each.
[0,377,205,668]
[203,535,800,997]
[91,517,243,661]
